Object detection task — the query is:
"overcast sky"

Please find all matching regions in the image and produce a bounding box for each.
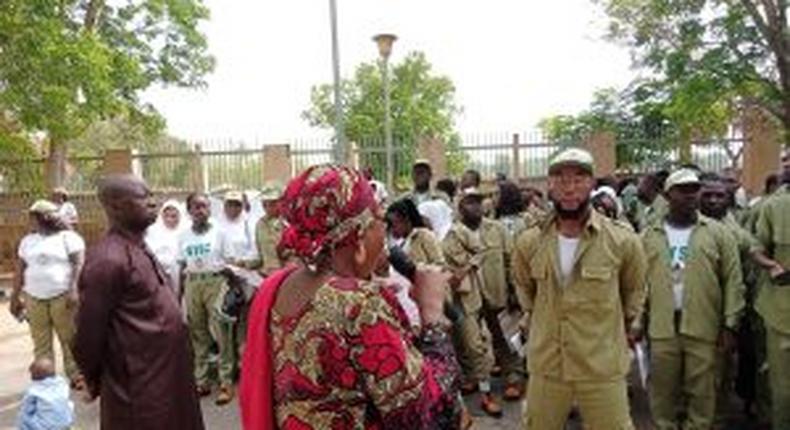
[142,0,636,143]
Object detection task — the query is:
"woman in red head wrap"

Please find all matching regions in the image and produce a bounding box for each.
[240,165,462,429]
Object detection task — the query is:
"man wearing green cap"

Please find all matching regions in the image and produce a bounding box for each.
[254,185,285,276]
[753,160,790,428]
[512,148,647,429]
[642,168,744,430]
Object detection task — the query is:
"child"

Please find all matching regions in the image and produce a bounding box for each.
[16,357,74,430]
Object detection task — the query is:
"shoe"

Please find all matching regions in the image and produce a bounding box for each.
[480,393,503,418]
[215,385,234,406]
[503,382,523,401]
[196,384,212,397]
[461,381,478,395]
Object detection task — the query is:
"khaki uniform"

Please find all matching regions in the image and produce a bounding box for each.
[642,215,744,430]
[404,227,445,266]
[635,194,668,232]
[23,292,78,379]
[754,184,790,428]
[401,190,449,206]
[255,215,284,275]
[184,273,234,386]
[442,222,490,384]
[512,211,647,429]
[717,213,762,424]
[478,218,523,384]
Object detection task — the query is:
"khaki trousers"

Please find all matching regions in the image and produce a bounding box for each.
[24,292,78,379]
[451,305,493,386]
[766,325,790,429]
[481,300,523,384]
[185,275,235,386]
[650,335,716,430]
[523,374,633,429]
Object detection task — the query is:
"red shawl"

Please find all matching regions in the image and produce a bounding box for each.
[239,265,298,430]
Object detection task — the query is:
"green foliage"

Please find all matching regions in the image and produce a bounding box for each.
[594,0,790,144]
[303,51,463,178]
[0,0,215,149]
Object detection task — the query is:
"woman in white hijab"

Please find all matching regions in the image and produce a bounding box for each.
[145,199,187,297]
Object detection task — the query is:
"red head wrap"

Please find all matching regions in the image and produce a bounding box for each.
[278,164,377,267]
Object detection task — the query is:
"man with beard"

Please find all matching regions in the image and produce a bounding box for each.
[402,160,447,206]
[74,175,204,429]
[642,169,744,430]
[512,148,647,429]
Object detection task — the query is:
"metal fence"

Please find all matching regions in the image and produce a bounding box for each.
[0,130,747,195]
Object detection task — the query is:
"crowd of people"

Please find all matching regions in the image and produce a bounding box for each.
[6,148,790,430]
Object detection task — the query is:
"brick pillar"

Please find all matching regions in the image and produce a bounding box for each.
[186,144,206,192]
[417,136,446,183]
[263,144,292,183]
[584,131,616,177]
[511,133,521,180]
[102,149,133,175]
[742,106,782,196]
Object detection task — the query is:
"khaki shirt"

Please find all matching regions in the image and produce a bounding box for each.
[512,210,647,382]
[442,222,484,314]
[635,194,668,232]
[404,227,445,266]
[255,216,284,274]
[754,185,790,334]
[479,219,509,309]
[642,215,744,342]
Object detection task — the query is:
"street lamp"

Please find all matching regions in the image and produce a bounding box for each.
[329,0,346,163]
[373,33,397,191]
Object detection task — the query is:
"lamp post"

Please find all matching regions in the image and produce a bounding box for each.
[373,33,397,191]
[329,0,346,163]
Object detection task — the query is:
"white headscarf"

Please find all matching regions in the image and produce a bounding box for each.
[145,199,188,270]
[418,199,453,241]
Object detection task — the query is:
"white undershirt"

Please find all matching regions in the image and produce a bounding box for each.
[18,231,85,299]
[557,234,580,285]
[664,222,694,310]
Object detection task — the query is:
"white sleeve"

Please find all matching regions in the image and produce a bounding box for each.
[62,231,86,255]
[17,235,31,260]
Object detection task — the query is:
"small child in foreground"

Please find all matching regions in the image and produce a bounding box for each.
[16,357,74,430]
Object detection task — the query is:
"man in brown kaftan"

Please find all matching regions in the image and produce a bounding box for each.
[73,175,204,430]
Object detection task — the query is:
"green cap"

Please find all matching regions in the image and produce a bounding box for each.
[549,148,594,174]
[664,168,701,191]
[29,200,58,214]
[259,185,282,201]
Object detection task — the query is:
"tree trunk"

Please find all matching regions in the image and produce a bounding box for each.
[46,138,67,190]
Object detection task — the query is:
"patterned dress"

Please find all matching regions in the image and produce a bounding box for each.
[271,276,461,429]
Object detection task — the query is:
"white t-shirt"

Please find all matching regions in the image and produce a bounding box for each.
[557,234,580,285]
[178,224,225,274]
[664,223,693,310]
[18,231,85,299]
[218,215,259,263]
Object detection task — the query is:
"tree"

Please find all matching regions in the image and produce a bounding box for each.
[302,51,464,179]
[0,0,215,187]
[538,87,677,167]
[594,0,790,146]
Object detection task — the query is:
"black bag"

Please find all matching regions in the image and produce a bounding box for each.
[221,282,246,319]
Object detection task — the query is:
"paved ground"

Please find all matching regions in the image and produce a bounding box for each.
[0,298,764,429]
